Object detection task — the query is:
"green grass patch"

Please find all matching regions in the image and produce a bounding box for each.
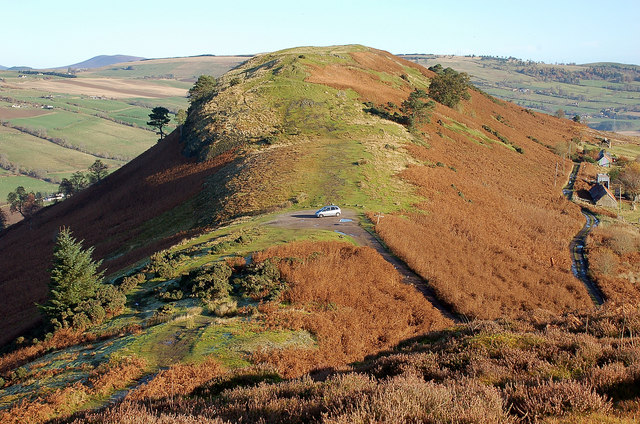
[189,319,314,368]
[0,175,59,199]
[0,125,122,175]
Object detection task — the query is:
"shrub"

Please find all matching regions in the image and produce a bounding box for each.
[590,248,619,276]
[401,88,435,129]
[234,259,285,301]
[506,380,610,421]
[602,226,639,255]
[119,273,146,293]
[428,67,471,108]
[188,263,233,300]
[147,251,180,279]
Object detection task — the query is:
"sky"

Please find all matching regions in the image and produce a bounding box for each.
[2,0,639,68]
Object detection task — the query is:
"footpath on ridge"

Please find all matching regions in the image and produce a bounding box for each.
[267,209,463,323]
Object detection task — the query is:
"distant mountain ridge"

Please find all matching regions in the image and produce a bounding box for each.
[65,54,145,69]
[0,65,6,70]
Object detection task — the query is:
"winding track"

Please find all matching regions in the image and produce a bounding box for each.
[563,163,606,305]
[267,210,462,323]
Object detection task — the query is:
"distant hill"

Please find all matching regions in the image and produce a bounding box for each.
[401,54,640,134]
[66,54,145,69]
[82,55,250,81]
[7,66,32,71]
[0,65,7,70]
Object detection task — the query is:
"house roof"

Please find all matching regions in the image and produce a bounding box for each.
[598,150,612,161]
[589,183,616,203]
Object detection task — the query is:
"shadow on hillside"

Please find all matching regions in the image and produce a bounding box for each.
[291,214,316,219]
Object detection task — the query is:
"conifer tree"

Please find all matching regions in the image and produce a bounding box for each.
[40,228,104,329]
[88,159,109,183]
[147,106,171,141]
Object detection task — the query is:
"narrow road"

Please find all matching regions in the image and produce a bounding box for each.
[570,209,605,305]
[267,209,462,323]
[563,163,606,305]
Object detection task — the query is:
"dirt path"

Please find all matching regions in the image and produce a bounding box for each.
[563,163,606,305]
[267,209,461,322]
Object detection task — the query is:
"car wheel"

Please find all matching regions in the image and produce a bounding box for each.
[318,214,324,218]
[336,212,341,217]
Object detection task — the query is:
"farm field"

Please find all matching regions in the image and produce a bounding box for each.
[0,125,120,173]
[0,175,58,201]
[0,56,247,206]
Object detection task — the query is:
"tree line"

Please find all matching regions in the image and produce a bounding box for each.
[1,160,110,231]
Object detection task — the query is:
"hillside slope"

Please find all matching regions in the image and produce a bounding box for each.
[2,45,639,423]
[180,45,595,317]
[0,131,233,346]
[402,54,640,135]
[0,45,602,344]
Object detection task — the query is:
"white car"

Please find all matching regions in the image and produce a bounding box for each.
[315,205,341,218]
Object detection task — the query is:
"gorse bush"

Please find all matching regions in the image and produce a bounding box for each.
[154,258,283,304]
[234,259,285,301]
[147,250,181,279]
[186,263,233,300]
[118,273,146,293]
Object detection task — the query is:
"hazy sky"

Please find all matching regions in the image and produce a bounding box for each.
[2,0,639,68]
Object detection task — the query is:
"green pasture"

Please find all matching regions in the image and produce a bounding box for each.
[7,109,156,159]
[0,125,122,173]
[125,96,188,111]
[0,175,59,200]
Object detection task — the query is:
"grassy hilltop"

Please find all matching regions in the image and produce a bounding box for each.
[0,46,639,423]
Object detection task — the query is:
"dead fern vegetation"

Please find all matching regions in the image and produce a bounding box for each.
[587,223,640,304]
[2,46,640,423]
[49,306,640,424]
[251,241,450,377]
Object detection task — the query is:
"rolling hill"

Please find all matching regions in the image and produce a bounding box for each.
[65,54,145,70]
[1,45,639,423]
[402,54,640,135]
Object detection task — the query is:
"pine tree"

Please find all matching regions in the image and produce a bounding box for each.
[147,106,171,141]
[88,159,109,183]
[40,228,104,329]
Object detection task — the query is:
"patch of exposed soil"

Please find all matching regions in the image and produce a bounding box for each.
[0,107,51,119]
[15,78,186,99]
